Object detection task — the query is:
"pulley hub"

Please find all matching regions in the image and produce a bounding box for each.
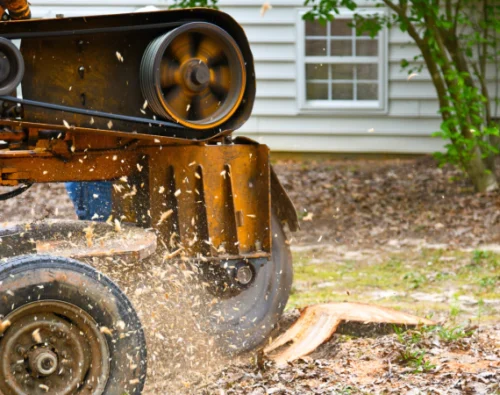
[184,59,210,92]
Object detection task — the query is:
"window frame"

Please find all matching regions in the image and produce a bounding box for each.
[296,8,388,114]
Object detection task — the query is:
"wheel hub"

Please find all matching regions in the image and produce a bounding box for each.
[29,348,58,377]
[0,301,110,395]
[235,264,253,285]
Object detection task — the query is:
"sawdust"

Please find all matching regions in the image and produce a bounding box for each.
[85,253,229,394]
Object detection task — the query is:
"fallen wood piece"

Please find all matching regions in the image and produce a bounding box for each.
[264,302,435,364]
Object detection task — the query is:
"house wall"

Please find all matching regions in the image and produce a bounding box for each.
[25,0,456,153]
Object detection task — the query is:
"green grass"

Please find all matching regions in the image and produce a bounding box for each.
[389,323,475,374]
[288,248,500,324]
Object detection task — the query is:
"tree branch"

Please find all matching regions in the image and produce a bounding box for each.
[382,0,424,47]
[445,0,452,21]
[452,0,462,36]
[381,0,403,17]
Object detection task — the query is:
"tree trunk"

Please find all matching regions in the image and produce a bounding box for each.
[466,147,499,192]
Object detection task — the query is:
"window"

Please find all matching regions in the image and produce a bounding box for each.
[297,10,387,113]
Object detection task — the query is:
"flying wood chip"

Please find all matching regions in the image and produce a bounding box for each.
[264,303,435,365]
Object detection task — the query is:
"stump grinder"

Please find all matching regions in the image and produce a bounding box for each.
[0,2,298,393]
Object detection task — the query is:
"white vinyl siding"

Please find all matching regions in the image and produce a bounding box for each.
[27,0,448,153]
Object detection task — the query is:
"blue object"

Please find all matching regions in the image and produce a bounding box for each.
[65,182,113,221]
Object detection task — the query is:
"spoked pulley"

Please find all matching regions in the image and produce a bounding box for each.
[140,22,246,130]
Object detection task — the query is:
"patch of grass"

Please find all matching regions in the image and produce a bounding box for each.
[393,326,436,373]
[392,323,474,373]
[472,249,493,264]
[479,275,500,291]
[403,272,426,289]
[436,325,474,342]
[288,248,500,324]
[398,348,436,373]
[449,296,462,320]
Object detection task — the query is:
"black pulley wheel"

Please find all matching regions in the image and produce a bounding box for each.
[211,213,293,352]
[0,38,24,96]
[140,22,246,130]
[0,255,147,395]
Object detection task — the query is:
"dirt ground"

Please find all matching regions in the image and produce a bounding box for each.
[275,156,500,248]
[1,156,499,394]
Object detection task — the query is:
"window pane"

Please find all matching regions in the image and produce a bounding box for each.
[330,19,352,36]
[331,64,354,80]
[332,83,353,100]
[356,40,378,56]
[307,83,328,100]
[330,40,352,56]
[306,64,328,80]
[306,39,327,56]
[356,64,378,80]
[357,83,378,100]
[306,20,327,37]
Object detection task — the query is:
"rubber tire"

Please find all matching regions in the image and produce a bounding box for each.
[213,213,293,352]
[0,255,147,394]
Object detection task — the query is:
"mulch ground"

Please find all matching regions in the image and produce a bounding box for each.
[195,322,500,395]
[273,156,500,248]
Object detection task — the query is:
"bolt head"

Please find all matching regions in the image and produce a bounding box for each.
[236,265,253,285]
[24,377,34,387]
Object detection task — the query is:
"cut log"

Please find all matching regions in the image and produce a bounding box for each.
[265,302,435,364]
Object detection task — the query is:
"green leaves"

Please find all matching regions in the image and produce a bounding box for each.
[303,0,386,36]
[303,0,357,25]
[302,1,500,190]
[168,0,218,10]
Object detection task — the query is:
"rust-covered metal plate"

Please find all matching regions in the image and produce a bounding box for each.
[0,143,272,261]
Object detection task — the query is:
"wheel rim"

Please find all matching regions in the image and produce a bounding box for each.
[0,301,109,395]
[140,22,246,129]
